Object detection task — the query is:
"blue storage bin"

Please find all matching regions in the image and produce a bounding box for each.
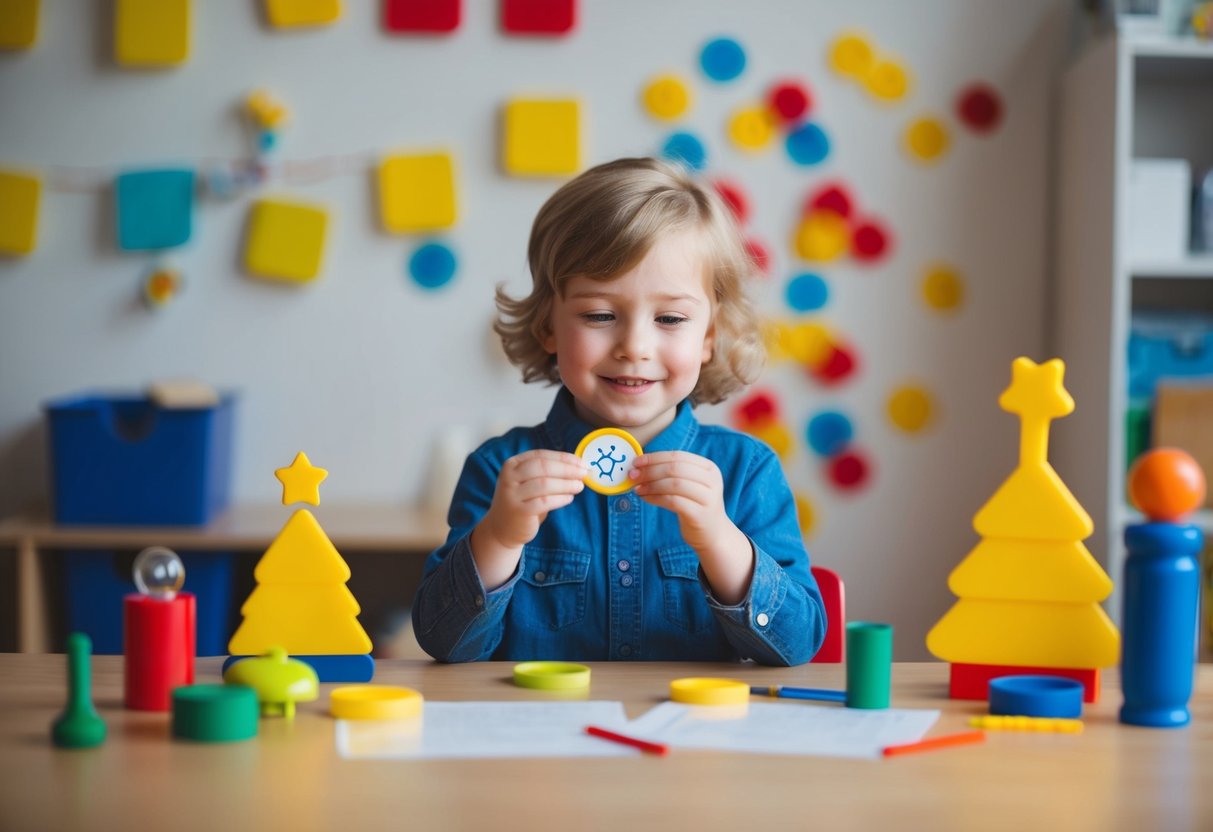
[64,549,236,656]
[44,393,236,526]
[1128,313,1213,400]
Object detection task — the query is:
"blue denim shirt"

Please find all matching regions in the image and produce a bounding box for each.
[412,388,825,666]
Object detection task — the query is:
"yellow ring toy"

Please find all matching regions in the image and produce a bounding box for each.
[575,428,644,496]
[670,677,751,706]
[330,685,423,720]
[513,661,592,691]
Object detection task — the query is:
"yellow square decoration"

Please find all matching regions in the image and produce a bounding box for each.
[264,0,342,28]
[244,198,330,283]
[0,169,41,255]
[503,99,581,176]
[0,0,40,50]
[379,152,457,233]
[115,0,191,67]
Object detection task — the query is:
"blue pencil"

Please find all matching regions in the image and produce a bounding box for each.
[751,685,847,703]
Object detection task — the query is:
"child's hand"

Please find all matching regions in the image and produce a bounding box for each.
[481,449,588,551]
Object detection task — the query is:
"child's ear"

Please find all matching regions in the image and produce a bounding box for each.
[542,327,557,355]
[701,322,715,364]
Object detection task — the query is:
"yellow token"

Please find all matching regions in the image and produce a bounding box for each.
[794,211,850,262]
[794,492,816,538]
[727,105,776,151]
[887,385,935,433]
[575,428,643,495]
[922,264,965,311]
[642,74,691,121]
[330,685,423,720]
[746,420,793,460]
[904,116,950,162]
[513,661,592,691]
[670,677,751,706]
[829,32,874,78]
[865,59,910,101]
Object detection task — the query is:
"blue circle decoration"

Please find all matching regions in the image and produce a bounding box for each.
[806,411,853,458]
[700,37,746,82]
[785,122,830,166]
[409,242,457,289]
[785,273,830,312]
[661,132,707,172]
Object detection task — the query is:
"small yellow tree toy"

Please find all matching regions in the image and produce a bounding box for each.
[926,357,1119,702]
[227,452,373,682]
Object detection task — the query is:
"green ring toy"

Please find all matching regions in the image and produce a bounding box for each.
[512,661,592,691]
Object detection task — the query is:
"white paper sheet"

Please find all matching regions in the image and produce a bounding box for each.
[336,700,638,759]
[624,701,940,759]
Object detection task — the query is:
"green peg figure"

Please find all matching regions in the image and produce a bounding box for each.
[52,632,107,749]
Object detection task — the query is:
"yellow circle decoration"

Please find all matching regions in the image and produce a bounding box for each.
[782,321,833,369]
[747,420,793,460]
[670,677,751,706]
[513,661,592,691]
[865,59,910,101]
[642,74,692,121]
[794,492,816,537]
[829,32,874,78]
[795,211,851,262]
[330,685,423,720]
[888,385,935,433]
[575,428,644,495]
[921,264,965,311]
[904,116,950,162]
[727,105,776,151]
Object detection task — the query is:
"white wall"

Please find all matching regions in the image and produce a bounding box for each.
[0,0,1070,658]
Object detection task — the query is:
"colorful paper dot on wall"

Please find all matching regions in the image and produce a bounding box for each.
[748,419,793,460]
[700,36,746,82]
[642,74,692,121]
[956,82,1004,134]
[806,410,853,457]
[766,320,832,369]
[383,0,460,33]
[727,105,777,152]
[745,237,771,276]
[766,80,812,125]
[265,0,342,28]
[712,179,750,225]
[794,492,816,537]
[0,169,41,255]
[244,197,329,283]
[828,31,910,103]
[0,0,39,49]
[732,388,780,429]
[827,448,871,491]
[115,0,191,66]
[828,32,874,79]
[501,0,576,36]
[409,241,457,289]
[660,131,707,171]
[785,122,830,166]
[804,182,853,219]
[142,264,183,308]
[502,98,580,176]
[785,272,829,312]
[115,169,196,251]
[810,339,858,385]
[887,384,935,433]
[864,59,910,102]
[904,116,950,163]
[921,263,965,311]
[794,211,850,262]
[850,218,891,263]
[379,152,457,233]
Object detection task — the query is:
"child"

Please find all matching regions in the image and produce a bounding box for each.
[412,157,825,665]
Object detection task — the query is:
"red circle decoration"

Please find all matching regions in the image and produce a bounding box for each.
[851,219,891,262]
[733,389,780,429]
[811,342,858,385]
[767,81,812,124]
[745,237,771,276]
[713,179,751,225]
[828,449,870,491]
[956,83,1003,134]
[805,183,852,219]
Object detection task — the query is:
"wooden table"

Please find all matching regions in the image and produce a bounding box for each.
[0,656,1209,831]
[0,505,449,653]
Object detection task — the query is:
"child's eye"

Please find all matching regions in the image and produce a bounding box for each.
[656,315,689,326]
[582,313,615,323]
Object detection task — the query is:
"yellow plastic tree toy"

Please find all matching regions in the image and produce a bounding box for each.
[926,357,1119,703]
[226,452,374,682]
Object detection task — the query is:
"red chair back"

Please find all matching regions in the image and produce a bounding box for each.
[809,566,845,663]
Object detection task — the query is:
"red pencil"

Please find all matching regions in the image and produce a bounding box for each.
[585,725,670,756]
[881,730,986,758]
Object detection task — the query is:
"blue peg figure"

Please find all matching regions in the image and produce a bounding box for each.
[1120,448,1207,728]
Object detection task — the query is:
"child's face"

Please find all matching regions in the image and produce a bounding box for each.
[543,229,714,445]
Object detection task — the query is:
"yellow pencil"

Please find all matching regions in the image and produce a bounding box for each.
[969,715,1083,733]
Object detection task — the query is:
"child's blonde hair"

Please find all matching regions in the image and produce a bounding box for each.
[495,157,764,406]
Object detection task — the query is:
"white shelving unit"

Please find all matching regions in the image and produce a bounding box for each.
[1052,33,1213,619]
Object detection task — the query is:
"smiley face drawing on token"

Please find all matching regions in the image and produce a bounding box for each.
[575,428,644,495]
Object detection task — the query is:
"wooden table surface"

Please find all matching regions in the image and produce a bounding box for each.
[1,656,1209,832]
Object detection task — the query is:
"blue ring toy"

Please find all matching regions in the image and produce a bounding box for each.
[988,675,1083,718]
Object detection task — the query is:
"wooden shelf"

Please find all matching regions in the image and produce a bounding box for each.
[1132,256,1213,279]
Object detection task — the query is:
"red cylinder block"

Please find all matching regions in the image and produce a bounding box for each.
[124,592,196,711]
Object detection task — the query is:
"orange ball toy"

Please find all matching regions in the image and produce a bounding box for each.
[1127,448,1206,522]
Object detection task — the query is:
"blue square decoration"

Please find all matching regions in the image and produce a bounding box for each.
[115,169,196,250]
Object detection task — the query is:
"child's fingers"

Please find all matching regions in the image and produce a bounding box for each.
[634,476,713,505]
[505,450,589,484]
[513,475,585,503]
[523,492,578,514]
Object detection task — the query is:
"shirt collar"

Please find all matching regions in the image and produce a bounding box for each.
[543,387,699,453]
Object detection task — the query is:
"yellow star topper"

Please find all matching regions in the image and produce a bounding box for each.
[275,451,328,506]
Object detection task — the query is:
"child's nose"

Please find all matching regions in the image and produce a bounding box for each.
[615,321,652,361]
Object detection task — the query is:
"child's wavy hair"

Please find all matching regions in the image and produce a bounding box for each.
[494,157,764,405]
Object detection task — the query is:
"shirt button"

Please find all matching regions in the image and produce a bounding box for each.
[619,644,633,657]
[755,612,770,627]
[616,497,632,512]
[617,560,630,572]
[620,575,633,587]
[474,596,484,607]
[533,571,546,583]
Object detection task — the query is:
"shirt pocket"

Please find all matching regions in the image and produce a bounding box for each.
[657,545,716,635]
[516,547,592,631]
